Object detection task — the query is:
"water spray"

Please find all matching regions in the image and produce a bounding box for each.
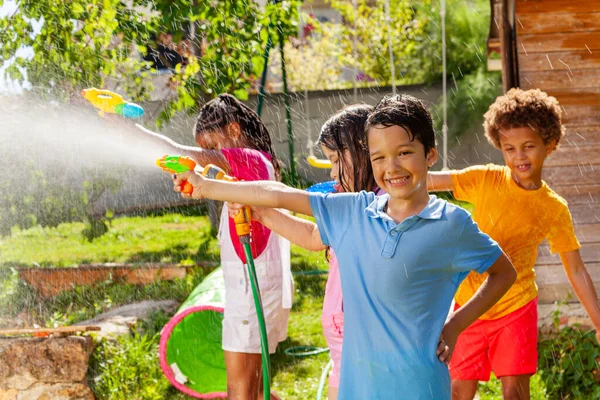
[156,155,271,399]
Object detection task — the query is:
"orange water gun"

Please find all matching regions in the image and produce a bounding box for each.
[156,155,251,237]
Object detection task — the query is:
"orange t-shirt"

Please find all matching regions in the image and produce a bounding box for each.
[451,164,580,320]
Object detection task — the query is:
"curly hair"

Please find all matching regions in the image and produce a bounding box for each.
[483,88,565,151]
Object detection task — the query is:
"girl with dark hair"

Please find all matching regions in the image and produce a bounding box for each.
[134,93,290,400]
[229,104,379,400]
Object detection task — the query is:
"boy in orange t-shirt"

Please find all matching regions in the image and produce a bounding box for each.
[428,88,600,399]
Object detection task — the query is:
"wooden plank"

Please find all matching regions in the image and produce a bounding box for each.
[570,203,600,225]
[545,146,600,167]
[575,223,600,243]
[553,184,600,201]
[518,32,600,54]
[520,69,600,90]
[0,325,101,337]
[544,88,600,107]
[536,262,600,285]
[563,106,600,126]
[536,262,600,303]
[517,0,600,15]
[517,13,600,35]
[561,193,600,206]
[536,242,600,265]
[543,164,600,186]
[563,126,600,147]
[538,282,600,304]
[519,51,600,72]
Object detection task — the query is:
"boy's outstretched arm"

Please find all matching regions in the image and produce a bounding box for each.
[174,170,313,216]
[438,253,516,363]
[229,204,326,252]
[427,171,455,192]
[561,250,600,342]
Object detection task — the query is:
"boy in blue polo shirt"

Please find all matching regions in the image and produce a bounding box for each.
[170,94,517,399]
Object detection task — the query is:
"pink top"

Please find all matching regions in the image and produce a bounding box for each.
[221,148,273,263]
[322,250,343,319]
[322,188,385,320]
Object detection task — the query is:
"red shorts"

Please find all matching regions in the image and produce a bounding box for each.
[449,298,538,381]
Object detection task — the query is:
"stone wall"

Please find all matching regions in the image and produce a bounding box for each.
[0,336,94,400]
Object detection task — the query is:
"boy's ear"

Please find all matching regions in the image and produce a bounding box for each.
[426,148,439,168]
[225,122,242,140]
[545,139,558,155]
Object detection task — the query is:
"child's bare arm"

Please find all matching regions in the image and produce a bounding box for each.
[252,208,326,252]
[134,124,230,172]
[438,253,516,363]
[174,171,313,216]
[560,250,600,341]
[427,171,455,192]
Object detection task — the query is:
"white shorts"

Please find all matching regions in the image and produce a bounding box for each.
[221,260,292,354]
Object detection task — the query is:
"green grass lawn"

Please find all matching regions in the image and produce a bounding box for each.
[0,212,552,399]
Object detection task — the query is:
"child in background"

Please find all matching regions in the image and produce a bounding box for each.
[169,94,517,399]
[230,104,379,400]
[135,93,291,400]
[428,88,600,400]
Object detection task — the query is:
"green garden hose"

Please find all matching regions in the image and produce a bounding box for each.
[241,237,271,400]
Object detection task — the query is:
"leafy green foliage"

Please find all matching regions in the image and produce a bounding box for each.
[0,0,155,101]
[0,163,121,241]
[153,0,302,124]
[434,66,502,139]
[268,21,347,92]
[539,325,600,399]
[420,0,491,83]
[329,0,429,86]
[89,333,174,400]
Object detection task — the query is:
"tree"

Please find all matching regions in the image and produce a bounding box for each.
[0,0,156,102]
[155,0,302,123]
[0,0,302,121]
[267,21,346,92]
[329,0,430,86]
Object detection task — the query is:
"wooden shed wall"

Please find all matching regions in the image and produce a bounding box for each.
[515,0,600,302]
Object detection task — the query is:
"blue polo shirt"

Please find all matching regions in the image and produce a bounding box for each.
[309,191,502,399]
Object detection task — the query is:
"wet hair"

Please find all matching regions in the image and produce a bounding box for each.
[318,104,375,192]
[484,88,564,151]
[365,94,437,156]
[195,93,281,179]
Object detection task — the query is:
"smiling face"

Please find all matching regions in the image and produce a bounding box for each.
[321,145,355,192]
[367,124,437,202]
[498,126,554,189]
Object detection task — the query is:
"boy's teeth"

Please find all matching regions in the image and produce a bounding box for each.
[389,177,408,184]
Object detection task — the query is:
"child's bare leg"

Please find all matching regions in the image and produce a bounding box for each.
[327,386,339,400]
[451,380,478,400]
[499,375,530,400]
[224,351,279,400]
[225,351,261,400]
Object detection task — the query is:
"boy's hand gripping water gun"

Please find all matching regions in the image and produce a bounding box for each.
[156,155,251,237]
[81,88,145,119]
